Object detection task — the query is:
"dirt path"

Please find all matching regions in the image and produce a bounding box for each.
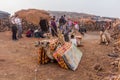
[0,31,114,80]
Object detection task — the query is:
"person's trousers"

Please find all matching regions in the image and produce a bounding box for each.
[18,29,22,38]
[17,25,23,38]
[12,31,17,40]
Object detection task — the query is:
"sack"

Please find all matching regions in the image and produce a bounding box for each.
[53,43,83,71]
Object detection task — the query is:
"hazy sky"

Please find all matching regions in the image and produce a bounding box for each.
[0,0,119,18]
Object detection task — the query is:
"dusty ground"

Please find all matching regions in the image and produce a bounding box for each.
[0,31,117,80]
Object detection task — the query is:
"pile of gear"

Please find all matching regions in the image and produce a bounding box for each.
[35,37,83,71]
[36,39,61,64]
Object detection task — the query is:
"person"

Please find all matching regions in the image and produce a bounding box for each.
[14,15,23,38]
[53,16,56,20]
[74,22,79,31]
[59,16,66,31]
[63,15,67,24]
[39,18,49,33]
[59,16,65,25]
[51,18,58,37]
[34,28,45,38]
[79,26,86,36]
[11,16,18,40]
[68,19,73,29]
[63,25,70,42]
[99,27,110,45]
[34,29,39,38]
[26,28,33,38]
[70,35,77,46]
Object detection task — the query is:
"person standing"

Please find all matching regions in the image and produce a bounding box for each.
[68,19,73,29]
[51,18,58,37]
[74,22,79,31]
[63,15,67,24]
[14,15,23,38]
[11,16,18,40]
[63,25,70,42]
[59,16,65,31]
[39,18,49,33]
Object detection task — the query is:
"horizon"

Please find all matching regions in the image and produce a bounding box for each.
[0,0,119,18]
[1,9,118,19]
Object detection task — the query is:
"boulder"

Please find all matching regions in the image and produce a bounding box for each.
[0,11,10,19]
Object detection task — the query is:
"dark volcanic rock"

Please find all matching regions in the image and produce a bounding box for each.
[0,11,10,19]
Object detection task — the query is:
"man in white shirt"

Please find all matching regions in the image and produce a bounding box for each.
[15,17,22,25]
[11,16,15,24]
[14,15,23,38]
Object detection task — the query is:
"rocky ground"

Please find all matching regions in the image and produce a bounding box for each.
[0,31,118,80]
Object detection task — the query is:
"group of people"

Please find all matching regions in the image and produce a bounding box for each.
[11,14,23,40]
[48,15,83,46]
[11,15,49,40]
[10,14,84,46]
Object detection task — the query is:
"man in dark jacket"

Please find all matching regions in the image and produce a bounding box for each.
[39,19,49,33]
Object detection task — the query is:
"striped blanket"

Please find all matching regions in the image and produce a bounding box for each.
[53,43,83,71]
